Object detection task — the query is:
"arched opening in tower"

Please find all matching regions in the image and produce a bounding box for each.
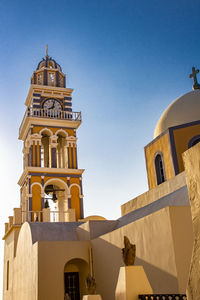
[44,183,68,221]
[57,133,68,168]
[41,132,51,167]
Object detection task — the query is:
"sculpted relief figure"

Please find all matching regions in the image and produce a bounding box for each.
[122,236,136,266]
[86,273,96,295]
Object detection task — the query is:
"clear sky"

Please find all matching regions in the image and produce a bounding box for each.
[0,0,200,296]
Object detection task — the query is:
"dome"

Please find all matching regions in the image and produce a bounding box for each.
[154,90,200,138]
[36,55,62,71]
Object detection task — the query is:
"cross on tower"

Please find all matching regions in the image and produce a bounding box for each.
[45,44,48,56]
[189,66,200,90]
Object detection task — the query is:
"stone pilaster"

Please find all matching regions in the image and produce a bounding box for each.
[183,143,200,300]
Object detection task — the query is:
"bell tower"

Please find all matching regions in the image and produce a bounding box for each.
[18,51,84,221]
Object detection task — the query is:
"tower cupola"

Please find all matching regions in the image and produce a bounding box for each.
[31,47,66,88]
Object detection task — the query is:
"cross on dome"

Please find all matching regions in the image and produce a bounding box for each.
[189,66,200,90]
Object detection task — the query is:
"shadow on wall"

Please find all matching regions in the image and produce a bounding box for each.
[91,237,179,300]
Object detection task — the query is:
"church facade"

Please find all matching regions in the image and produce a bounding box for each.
[2,53,199,300]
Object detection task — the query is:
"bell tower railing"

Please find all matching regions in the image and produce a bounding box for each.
[19,108,81,135]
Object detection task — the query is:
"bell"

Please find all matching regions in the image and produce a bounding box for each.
[44,199,49,208]
[52,192,57,202]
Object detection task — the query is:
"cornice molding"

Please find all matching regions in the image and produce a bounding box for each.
[19,117,81,141]
[18,167,84,186]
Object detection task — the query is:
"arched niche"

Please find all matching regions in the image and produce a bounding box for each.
[154,152,166,185]
[64,258,89,300]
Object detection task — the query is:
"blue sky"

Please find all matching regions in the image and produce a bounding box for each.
[0,0,200,295]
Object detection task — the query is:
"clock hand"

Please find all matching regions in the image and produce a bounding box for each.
[49,102,55,109]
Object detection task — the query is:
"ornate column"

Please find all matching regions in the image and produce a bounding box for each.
[50,135,58,168]
[64,139,68,168]
[27,133,42,167]
[66,136,77,169]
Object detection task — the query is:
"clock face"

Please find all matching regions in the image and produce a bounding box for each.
[43,99,62,112]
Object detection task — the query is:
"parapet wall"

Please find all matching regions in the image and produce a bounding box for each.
[121,171,186,216]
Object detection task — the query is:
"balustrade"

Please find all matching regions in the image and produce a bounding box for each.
[21,210,69,223]
[19,108,81,135]
[138,295,187,300]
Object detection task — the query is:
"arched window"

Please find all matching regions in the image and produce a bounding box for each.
[155,153,165,185]
[188,135,200,148]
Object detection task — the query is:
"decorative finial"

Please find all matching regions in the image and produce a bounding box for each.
[189,66,200,90]
[45,45,48,57]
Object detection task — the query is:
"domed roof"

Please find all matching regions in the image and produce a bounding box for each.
[154,90,200,138]
[36,55,62,71]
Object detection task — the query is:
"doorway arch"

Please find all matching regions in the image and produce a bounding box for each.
[64,258,89,300]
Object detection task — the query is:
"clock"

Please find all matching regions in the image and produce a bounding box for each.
[43,99,62,112]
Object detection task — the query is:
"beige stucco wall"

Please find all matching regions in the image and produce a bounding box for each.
[91,206,193,300]
[37,241,90,300]
[3,205,193,300]
[168,206,193,293]
[12,223,38,300]
[4,222,91,300]
[3,228,20,300]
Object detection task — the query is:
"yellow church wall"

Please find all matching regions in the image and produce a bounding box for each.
[43,176,67,185]
[173,123,200,173]
[70,186,81,220]
[70,177,80,185]
[32,184,42,212]
[145,132,174,189]
[31,176,41,184]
